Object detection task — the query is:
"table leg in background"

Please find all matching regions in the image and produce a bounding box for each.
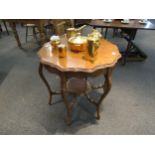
[9,22,22,48]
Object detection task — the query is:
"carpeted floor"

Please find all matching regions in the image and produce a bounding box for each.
[0,22,155,134]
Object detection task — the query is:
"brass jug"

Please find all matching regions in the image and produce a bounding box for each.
[66,28,77,39]
[66,25,87,39]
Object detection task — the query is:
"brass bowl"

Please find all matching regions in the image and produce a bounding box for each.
[68,36,87,52]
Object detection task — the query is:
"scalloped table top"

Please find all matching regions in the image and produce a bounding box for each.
[38,38,121,73]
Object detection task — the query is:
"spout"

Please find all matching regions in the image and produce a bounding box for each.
[76,25,87,31]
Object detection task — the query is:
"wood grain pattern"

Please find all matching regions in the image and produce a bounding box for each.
[38,37,121,73]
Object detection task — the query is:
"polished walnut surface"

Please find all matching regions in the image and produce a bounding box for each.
[38,37,121,73]
[89,19,155,30]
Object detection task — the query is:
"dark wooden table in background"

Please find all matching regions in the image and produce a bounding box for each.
[90,19,155,30]
[89,19,155,65]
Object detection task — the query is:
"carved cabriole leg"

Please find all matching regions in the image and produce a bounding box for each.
[96,68,113,119]
[38,63,52,105]
[60,74,72,125]
[97,68,113,119]
[85,67,113,120]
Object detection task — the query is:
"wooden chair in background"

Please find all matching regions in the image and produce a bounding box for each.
[0,20,9,36]
[51,19,74,36]
[24,24,38,42]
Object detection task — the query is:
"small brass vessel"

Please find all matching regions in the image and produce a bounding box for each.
[50,35,61,48]
[57,44,67,58]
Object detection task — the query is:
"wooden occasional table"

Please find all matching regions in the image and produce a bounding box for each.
[38,37,121,125]
[89,19,155,65]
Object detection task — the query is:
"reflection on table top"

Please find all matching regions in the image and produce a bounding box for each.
[89,19,155,30]
[38,38,121,73]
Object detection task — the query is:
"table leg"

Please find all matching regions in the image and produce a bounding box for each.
[104,28,108,38]
[0,24,2,32]
[122,29,137,65]
[122,39,132,65]
[9,22,22,48]
[38,63,53,105]
[60,74,72,125]
[37,23,46,46]
[3,20,9,35]
[97,68,112,119]
[85,68,113,119]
